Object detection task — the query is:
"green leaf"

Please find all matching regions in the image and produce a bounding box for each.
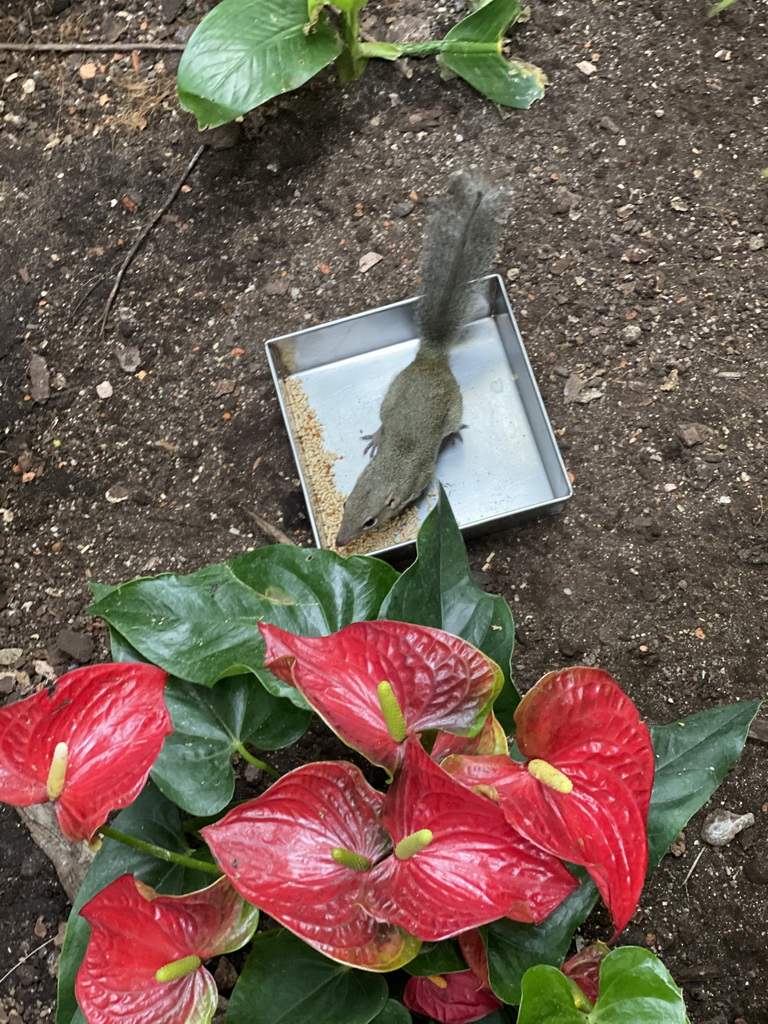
[708,0,739,16]
[485,878,597,1005]
[150,674,311,815]
[227,929,389,1024]
[89,544,397,707]
[177,0,343,129]
[647,700,761,867]
[403,938,466,977]
[438,0,546,109]
[379,485,519,731]
[370,1001,412,1024]
[56,783,213,1024]
[517,947,687,1023]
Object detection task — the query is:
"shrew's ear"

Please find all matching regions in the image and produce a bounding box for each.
[385,492,399,510]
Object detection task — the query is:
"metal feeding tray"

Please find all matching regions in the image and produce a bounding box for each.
[265,274,572,557]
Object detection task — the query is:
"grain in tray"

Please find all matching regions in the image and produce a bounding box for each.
[282,376,421,554]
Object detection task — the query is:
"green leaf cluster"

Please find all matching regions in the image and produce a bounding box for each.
[177,0,546,128]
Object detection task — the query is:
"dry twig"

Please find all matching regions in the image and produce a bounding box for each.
[98,144,205,337]
[0,41,185,52]
[242,507,298,546]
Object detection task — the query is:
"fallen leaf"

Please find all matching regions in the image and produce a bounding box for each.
[359,251,383,273]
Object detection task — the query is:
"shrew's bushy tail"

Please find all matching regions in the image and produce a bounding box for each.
[416,170,509,352]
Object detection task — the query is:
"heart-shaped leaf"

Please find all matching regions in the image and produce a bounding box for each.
[647,700,761,868]
[517,947,688,1024]
[365,739,578,940]
[437,0,547,110]
[227,929,389,1024]
[0,663,171,841]
[261,621,503,771]
[370,1001,413,1024]
[202,761,420,970]
[89,545,397,707]
[379,485,519,731]
[484,879,598,1006]
[76,874,258,1024]
[404,939,467,977]
[150,674,311,815]
[56,783,215,1024]
[177,0,342,129]
[403,971,502,1023]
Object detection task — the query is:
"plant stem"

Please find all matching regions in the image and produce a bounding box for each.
[359,39,501,59]
[98,826,221,876]
[234,743,281,780]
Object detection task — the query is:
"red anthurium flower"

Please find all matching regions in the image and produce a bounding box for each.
[201,761,421,971]
[560,941,611,1006]
[457,929,491,990]
[260,621,503,772]
[363,738,578,940]
[76,874,258,1024]
[443,667,654,936]
[403,970,503,1024]
[0,663,171,841]
[431,711,508,764]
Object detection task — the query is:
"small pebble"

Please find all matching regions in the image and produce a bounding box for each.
[701,808,754,847]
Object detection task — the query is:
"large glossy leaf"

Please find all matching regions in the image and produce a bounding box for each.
[261,621,503,772]
[517,947,688,1024]
[370,1001,412,1024]
[202,761,420,970]
[56,784,214,1024]
[404,939,466,977]
[379,486,519,731]
[150,674,311,815]
[227,929,389,1024]
[75,875,258,1024]
[438,0,547,109]
[177,0,343,129]
[89,545,398,707]
[0,663,171,841]
[403,971,502,1023]
[484,880,597,1005]
[365,739,578,940]
[647,700,760,868]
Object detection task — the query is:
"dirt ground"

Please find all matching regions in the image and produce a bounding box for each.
[1,0,767,1021]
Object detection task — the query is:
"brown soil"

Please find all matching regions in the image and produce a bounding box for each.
[1,0,767,1021]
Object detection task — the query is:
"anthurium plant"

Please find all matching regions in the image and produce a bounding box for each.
[0,490,760,1024]
[176,0,548,130]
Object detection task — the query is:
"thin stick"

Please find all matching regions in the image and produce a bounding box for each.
[681,846,706,887]
[242,506,297,546]
[0,938,55,986]
[0,42,186,53]
[98,143,205,337]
